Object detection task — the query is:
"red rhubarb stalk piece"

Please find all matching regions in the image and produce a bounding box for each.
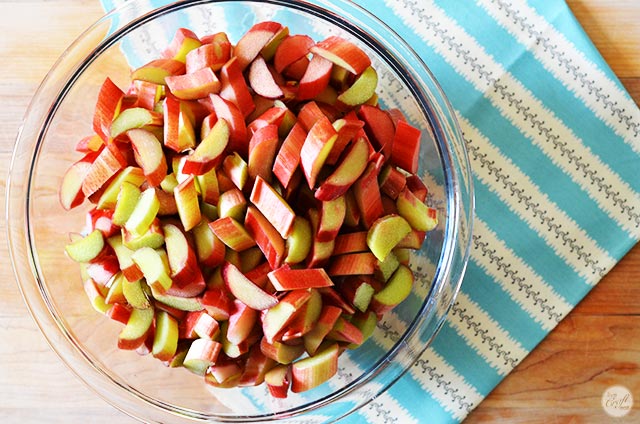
[390,119,421,174]
[249,56,284,99]
[219,56,256,118]
[351,162,384,228]
[162,28,201,63]
[272,122,307,189]
[182,118,230,175]
[222,262,278,310]
[358,104,395,159]
[208,94,248,157]
[262,289,313,343]
[234,21,284,70]
[248,124,280,183]
[163,94,196,152]
[326,111,364,165]
[244,205,286,270]
[332,231,368,255]
[300,115,338,189]
[267,266,334,291]
[249,175,296,238]
[297,101,325,132]
[296,54,333,101]
[81,143,128,197]
[310,35,371,75]
[290,342,339,393]
[315,136,369,201]
[209,216,256,252]
[166,67,221,100]
[274,34,314,73]
[327,252,377,276]
[186,39,231,73]
[93,77,124,142]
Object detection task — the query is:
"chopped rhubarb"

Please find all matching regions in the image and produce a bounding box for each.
[351,162,384,228]
[310,35,371,75]
[209,216,256,252]
[166,66,221,100]
[333,231,368,255]
[390,119,422,174]
[60,21,439,398]
[327,252,377,276]
[267,266,334,291]
[358,104,395,159]
[379,165,407,200]
[272,122,307,189]
[247,124,279,183]
[291,343,339,393]
[297,54,333,101]
[299,115,338,189]
[81,143,128,197]
[162,28,202,63]
[274,34,314,73]
[186,40,231,73]
[93,77,124,142]
[243,205,286,270]
[249,175,296,238]
[219,56,256,118]
[222,262,278,310]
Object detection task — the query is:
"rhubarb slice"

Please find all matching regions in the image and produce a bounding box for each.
[234,21,283,70]
[81,143,128,197]
[128,128,168,187]
[336,66,378,106]
[166,67,221,100]
[265,364,291,398]
[371,264,414,315]
[65,230,104,263]
[273,122,307,189]
[244,205,286,270]
[222,262,278,310]
[250,175,296,238]
[123,187,160,236]
[110,107,163,139]
[366,214,412,261]
[310,36,371,75]
[267,267,334,291]
[262,289,313,343]
[352,162,384,228]
[152,310,179,361]
[182,118,229,175]
[315,136,369,201]
[291,343,339,393]
[396,187,438,232]
[300,115,338,189]
[209,216,256,251]
[274,34,314,73]
[131,246,173,294]
[118,306,155,350]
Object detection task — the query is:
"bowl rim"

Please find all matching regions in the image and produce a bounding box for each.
[6,0,474,422]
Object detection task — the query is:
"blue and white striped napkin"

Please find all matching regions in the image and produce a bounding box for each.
[100,0,640,422]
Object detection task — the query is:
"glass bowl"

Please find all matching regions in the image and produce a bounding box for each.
[6,0,474,422]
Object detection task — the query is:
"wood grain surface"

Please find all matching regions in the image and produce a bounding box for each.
[0,1,637,423]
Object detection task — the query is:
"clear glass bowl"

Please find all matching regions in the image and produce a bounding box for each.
[6,0,473,422]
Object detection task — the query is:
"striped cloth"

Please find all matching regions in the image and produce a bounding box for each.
[100,0,640,422]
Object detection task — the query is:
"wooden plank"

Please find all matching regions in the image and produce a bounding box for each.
[620,77,640,106]
[567,0,640,78]
[572,245,640,316]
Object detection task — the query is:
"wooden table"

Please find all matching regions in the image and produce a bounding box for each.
[0,1,637,422]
